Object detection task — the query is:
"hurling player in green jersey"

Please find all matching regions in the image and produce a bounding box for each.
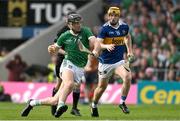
[21,13,101,118]
[51,11,83,117]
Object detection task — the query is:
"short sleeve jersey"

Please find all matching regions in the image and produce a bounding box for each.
[56,26,94,67]
[98,20,129,64]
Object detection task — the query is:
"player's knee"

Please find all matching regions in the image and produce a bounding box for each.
[124,74,132,82]
[66,81,74,89]
[98,83,107,91]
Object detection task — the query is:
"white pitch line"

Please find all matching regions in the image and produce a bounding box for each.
[0,119,180,121]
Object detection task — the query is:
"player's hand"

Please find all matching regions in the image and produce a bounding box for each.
[48,44,58,55]
[92,50,99,57]
[127,54,135,63]
[106,44,115,52]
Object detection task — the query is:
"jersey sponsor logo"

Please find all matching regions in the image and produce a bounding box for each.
[109,31,114,35]
[103,36,125,45]
[115,30,120,35]
[66,39,73,43]
[122,30,127,35]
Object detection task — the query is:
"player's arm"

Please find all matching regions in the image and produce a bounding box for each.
[58,48,66,55]
[48,34,65,55]
[53,29,68,55]
[97,26,115,52]
[48,45,65,55]
[97,38,115,52]
[124,33,133,55]
[48,44,60,55]
[89,36,101,57]
[84,27,101,56]
[124,33,135,63]
[84,55,94,72]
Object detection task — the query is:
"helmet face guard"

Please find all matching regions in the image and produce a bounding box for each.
[67,14,82,23]
[107,7,120,16]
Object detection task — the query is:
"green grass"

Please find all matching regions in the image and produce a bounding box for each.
[0,102,180,120]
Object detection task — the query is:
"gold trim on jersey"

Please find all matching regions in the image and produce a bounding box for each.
[103,36,125,45]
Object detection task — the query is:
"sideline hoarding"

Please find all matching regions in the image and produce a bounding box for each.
[138,81,180,104]
[0,0,89,39]
[1,82,137,104]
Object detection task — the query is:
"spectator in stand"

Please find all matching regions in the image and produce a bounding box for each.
[6,54,27,81]
[47,55,57,83]
[144,67,157,81]
[0,81,11,102]
[0,48,9,61]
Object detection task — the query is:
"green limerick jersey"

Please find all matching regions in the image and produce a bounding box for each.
[56,26,94,67]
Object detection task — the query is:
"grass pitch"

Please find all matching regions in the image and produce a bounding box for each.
[0,102,180,120]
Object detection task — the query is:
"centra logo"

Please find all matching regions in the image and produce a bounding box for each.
[140,85,180,104]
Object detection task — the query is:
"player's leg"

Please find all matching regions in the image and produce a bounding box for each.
[51,53,64,115]
[70,66,85,116]
[52,53,64,97]
[54,69,74,117]
[51,78,62,115]
[52,78,62,95]
[21,74,65,117]
[83,82,90,104]
[91,61,126,117]
[21,89,60,117]
[91,63,113,117]
[115,65,132,114]
[91,77,108,117]
[84,71,98,104]
[70,82,81,116]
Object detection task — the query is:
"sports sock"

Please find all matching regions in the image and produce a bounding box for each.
[72,89,80,109]
[120,96,127,104]
[30,100,41,106]
[91,102,98,108]
[57,101,65,110]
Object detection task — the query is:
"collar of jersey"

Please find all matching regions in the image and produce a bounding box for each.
[70,30,79,36]
[107,20,124,29]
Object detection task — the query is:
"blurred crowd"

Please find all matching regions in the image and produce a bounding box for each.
[94,0,180,83]
[0,0,179,104]
[1,0,180,83]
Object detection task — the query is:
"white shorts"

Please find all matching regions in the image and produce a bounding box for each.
[98,60,125,79]
[60,59,84,84]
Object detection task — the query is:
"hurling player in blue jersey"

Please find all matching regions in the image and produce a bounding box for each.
[91,7,134,117]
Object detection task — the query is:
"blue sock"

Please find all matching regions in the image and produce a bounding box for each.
[120,96,127,104]
[121,96,127,100]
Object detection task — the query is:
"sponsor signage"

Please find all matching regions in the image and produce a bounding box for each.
[0,0,89,26]
[0,0,89,38]
[2,82,137,104]
[138,81,180,104]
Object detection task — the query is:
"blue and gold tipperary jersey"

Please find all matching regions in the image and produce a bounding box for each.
[98,20,129,64]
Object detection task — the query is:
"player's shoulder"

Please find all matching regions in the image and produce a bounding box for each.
[102,22,109,28]
[81,26,91,31]
[62,30,70,35]
[119,20,129,28]
[58,30,70,39]
[99,22,109,32]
